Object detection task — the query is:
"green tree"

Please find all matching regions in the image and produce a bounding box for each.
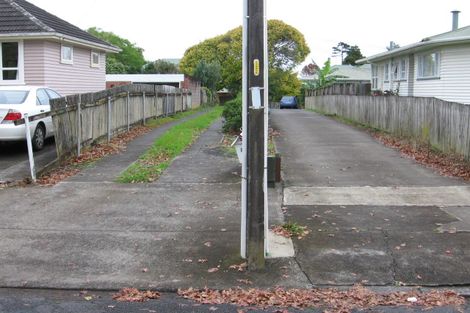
[143,59,180,74]
[332,42,365,66]
[343,45,364,66]
[332,42,350,64]
[304,59,341,89]
[179,20,310,99]
[87,27,146,74]
[192,60,222,92]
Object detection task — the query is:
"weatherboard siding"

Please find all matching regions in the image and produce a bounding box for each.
[24,40,46,86]
[22,40,107,95]
[413,45,470,105]
[43,41,106,96]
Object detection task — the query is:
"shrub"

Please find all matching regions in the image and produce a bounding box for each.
[222,94,242,133]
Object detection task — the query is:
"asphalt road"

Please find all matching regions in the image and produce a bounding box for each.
[0,138,56,182]
[0,288,465,313]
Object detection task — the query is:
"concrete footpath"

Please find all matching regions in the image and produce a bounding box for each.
[0,118,304,291]
[271,109,470,288]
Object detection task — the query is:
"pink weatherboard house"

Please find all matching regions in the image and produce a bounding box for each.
[0,0,120,95]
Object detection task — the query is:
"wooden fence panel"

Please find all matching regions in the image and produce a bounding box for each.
[51,84,193,160]
[305,94,470,159]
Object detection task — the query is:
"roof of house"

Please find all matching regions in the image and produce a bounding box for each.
[300,64,371,82]
[0,0,119,52]
[106,74,185,84]
[358,25,470,64]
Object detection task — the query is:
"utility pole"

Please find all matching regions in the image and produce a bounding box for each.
[242,0,266,270]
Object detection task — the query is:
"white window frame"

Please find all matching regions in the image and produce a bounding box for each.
[61,45,74,64]
[399,58,407,81]
[0,40,24,85]
[417,51,440,79]
[391,60,399,81]
[91,51,100,68]
[383,63,390,82]
[371,64,378,90]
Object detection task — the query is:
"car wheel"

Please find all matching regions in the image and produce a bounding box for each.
[32,125,45,151]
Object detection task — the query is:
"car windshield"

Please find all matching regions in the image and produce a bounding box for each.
[0,91,29,104]
[281,96,295,103]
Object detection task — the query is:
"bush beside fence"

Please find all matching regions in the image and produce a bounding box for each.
[305,95,470,159]
[51,84,193,160]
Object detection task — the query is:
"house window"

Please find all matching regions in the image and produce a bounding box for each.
[61,45,73,64]
[383,63,390,82]
[91,51,100,68]
[391,61,399,81]
[371,64,378,89]
[0,41,23,84]
[400,59,407,80]
[417,52,440,79]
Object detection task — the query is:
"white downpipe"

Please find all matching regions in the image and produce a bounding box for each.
[240,0,248,259]
[263,0,269,256]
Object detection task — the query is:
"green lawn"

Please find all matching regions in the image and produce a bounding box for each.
[118,106,223,183]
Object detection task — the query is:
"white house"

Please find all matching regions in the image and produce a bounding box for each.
[358,11,470,105]
[0,0,120,95]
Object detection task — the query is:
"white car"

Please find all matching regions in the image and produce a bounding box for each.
[0,86,61,151]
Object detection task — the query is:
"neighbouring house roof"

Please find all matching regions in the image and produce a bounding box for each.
[0,0,120,52]
[300,64,371,82]
[106,74,185,84]
[358,25,470,64]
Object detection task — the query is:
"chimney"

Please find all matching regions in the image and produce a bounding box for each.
[451,10,460,31]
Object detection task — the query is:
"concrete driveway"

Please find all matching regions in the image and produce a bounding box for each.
[0,120,305,290]
[271,109,470,287]
[0,139,56,182]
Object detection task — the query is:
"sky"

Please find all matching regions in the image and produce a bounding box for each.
[29,0,470,69]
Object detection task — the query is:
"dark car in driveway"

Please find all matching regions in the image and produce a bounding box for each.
[279,96,298,109]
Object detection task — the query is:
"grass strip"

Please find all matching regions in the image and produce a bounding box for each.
[117,106,223,183]
[145,108,201,128]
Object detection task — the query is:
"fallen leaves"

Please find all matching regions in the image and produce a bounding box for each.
[37,126,151,186]
[228,262,248,272]
[372,132,470,181]
[207,267,219,273]
[113,288,160,302]
[271,223,310,240]
[178,285,465,313]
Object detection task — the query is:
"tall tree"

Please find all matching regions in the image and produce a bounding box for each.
[192,60,222,92]
[332,42,365,66]
[343,45,364,65]
[143,59,180,74]
[87,27,146,74]
[179,19,310,100]
[332,42,350,64]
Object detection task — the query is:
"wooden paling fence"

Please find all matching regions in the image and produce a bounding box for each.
[305,95,470,159]
[50,84,193,160]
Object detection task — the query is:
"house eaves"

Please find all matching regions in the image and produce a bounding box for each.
[0,32,121,53]
[358,35,470,64]
[0,0,120,53]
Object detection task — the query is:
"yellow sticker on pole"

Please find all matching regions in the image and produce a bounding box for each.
[253,59,260,76]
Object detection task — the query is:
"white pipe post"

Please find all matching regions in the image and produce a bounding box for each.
[240,0,248,259]
[126,92,130,132]
[24,113,36,182]
[142,91,146,125]
[77,94,81,156]
[263,0,269,256]
[107,96,112,142]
